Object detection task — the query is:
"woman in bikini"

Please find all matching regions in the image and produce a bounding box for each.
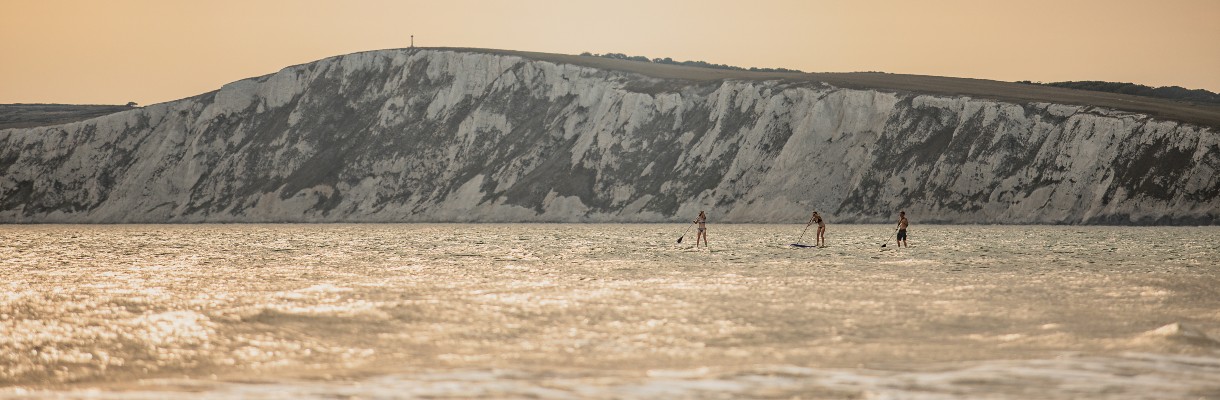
[694,210,708,248]
[807,211,826,248]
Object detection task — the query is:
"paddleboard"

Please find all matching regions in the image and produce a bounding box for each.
[790,243,817,248]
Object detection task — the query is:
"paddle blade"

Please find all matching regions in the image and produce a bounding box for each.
[677,236,684,244]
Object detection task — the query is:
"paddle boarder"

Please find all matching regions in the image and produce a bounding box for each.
[694,210,708,248]
[896,211,909,247]
[807,211,826,248]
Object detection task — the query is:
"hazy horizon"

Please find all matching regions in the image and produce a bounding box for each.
[2,0,1219,106]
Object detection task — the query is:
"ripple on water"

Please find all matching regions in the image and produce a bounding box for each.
[0,224,1217,399]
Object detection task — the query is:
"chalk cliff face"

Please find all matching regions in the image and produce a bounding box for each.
[1,49,1217,224]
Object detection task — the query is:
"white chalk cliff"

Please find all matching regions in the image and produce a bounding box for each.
[1,49,1217,223]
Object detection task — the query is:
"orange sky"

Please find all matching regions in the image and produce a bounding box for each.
[2,0,1218,105]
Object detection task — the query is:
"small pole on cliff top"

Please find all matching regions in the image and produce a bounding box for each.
[411,35,414,48]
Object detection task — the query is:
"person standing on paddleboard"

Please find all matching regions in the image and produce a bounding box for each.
[694,211,708,248]
[807,211,826,248]
[896,211,909,247]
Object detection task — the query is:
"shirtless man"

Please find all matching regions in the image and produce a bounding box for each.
[807,211,826,248]
[896,211,909,248]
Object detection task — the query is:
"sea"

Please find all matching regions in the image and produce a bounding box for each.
[1,223,1218,399]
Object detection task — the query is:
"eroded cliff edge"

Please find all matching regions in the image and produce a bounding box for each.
[2,49,1217,223]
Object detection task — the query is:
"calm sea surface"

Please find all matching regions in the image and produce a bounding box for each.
[2,224,1218,399]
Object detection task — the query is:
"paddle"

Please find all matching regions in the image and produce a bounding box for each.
[676,223,694,244]
[793,224,811,246]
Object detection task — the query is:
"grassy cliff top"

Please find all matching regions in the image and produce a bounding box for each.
[447,48,1220,128]
[7,48,1219,129]
[0,104,136,130]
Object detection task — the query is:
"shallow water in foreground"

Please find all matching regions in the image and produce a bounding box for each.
[1,224,1218,399]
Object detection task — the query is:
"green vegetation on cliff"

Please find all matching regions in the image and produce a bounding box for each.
[1018,80,1220,105]
[580,52,804,73]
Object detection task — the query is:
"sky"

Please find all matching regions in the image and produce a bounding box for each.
[2,0,1218,105]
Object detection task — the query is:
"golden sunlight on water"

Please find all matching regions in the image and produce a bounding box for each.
[1,224,1218,399]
